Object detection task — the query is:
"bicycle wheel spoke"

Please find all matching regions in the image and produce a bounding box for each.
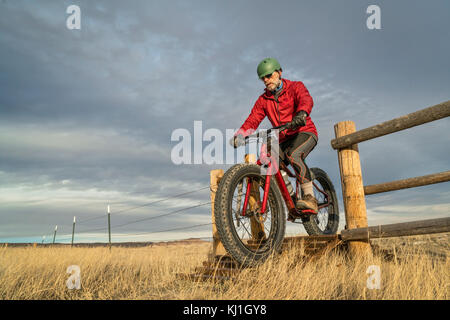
[239,219,252,239]
[312,178,330,232]
[264,224,271,235]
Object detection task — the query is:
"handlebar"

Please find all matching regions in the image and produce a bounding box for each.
[243,124,289,143]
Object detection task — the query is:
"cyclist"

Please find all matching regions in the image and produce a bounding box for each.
[231,57,318,213]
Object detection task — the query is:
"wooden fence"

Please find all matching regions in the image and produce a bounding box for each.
[331,100,450,256]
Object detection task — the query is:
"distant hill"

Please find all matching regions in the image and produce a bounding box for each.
[0,237,209,248]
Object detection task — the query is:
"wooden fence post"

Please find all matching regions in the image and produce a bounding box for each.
[210,169,227,259]
[334,121,373,257]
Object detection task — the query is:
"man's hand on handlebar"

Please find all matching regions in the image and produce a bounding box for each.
[230,134,245,148]
[231,113,308,148]
[285,110,308,130]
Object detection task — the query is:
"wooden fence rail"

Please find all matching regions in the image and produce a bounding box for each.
[364,170,450,195]
[331,100,450,149]
[340,217,450,241]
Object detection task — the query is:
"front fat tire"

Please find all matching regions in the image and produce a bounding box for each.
[214,164,286,267]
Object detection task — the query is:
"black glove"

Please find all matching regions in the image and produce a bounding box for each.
[230,134,245,148]
[286,110,308,130]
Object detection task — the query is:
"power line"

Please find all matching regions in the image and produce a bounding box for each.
[109,202,211,229]
[74,201,211,235]
[76,186,209,224]
[76,215,106,224]
[117,222,214,237]
[3,186,212,242]
[113,187,210,214]
[74,226,108,234]
[48,224,215,243]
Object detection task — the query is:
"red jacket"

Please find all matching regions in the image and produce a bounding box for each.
[236,78,317,143]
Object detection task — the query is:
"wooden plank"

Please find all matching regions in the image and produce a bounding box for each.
[282,240,328,250]
[340,217,450,241]
[247,235,339,251]
[283,235,339,242]
[331,100,450,149]
[364,171,450,195]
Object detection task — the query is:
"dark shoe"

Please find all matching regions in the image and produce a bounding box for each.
[296,194,318,212]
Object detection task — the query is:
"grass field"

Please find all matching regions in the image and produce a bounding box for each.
[0,234,448,300]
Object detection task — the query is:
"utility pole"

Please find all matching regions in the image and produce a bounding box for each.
[107,205,111,250]
[71,216,76,247]
[52,225,58,244]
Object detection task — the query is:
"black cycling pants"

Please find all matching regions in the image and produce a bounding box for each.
[279,133,317,184]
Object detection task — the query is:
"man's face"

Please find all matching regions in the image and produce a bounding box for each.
[261,71,282,91]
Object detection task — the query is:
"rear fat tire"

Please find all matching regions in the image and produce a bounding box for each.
[214,164,286,267]
[301,167,339,235]
[302,168,339,236]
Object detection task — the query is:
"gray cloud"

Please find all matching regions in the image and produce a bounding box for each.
[0,0,449,242]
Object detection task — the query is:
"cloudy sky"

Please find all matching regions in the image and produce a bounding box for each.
[1,0,449,243]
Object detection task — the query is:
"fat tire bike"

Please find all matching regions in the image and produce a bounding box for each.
[214,125,339,267]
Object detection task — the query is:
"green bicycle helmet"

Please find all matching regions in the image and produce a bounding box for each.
[257,57,282,79]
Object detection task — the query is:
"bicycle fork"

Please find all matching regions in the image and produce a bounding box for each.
[240,158,297,217]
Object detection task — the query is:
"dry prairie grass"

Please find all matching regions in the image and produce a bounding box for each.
[0,234,448,300]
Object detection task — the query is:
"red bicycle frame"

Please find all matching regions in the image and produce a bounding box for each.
[239,141,330,218]
[239,144,297,217]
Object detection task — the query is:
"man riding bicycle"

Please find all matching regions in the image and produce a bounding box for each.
[231,57,319,213]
